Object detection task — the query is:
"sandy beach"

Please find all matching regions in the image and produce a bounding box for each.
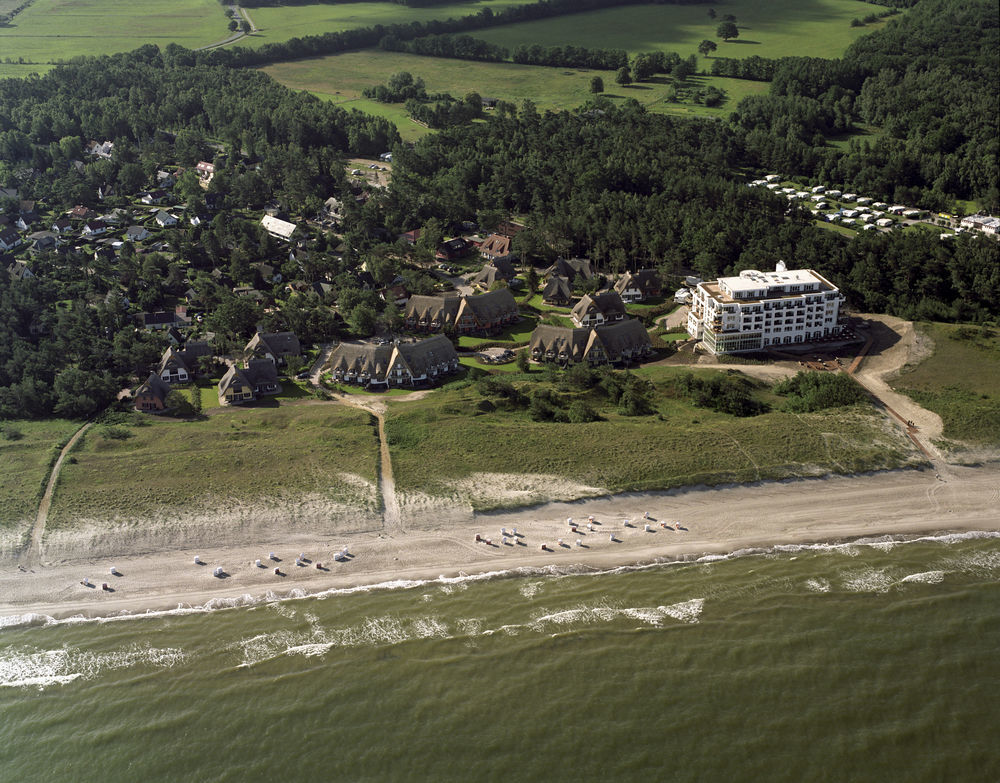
[3,462,998,622]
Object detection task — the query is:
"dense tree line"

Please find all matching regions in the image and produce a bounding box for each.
[512,44,629,70]
[731,0,999,208]
[200,0,708,69]
[380,33,508,62]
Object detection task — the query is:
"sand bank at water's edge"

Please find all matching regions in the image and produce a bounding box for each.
[2,464,998,622]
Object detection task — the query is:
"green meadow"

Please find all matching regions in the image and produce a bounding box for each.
[0,419,81,528]
[475,0,894,59]
[241,0,537,48]
[46,404,381,526]
[384,369,917,508]
[891,323,1000,446]
[267,50,768,120]
[0,0,226,66]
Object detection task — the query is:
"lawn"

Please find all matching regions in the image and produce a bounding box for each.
[236,0,538,49]
[891,323,1000,446]
[315,94,432,143]
[457,315,538,347]
[0,0,227,65]
[0,419,81,528]
[46,404,381,526]
[475,0,895,60]
[384,369,917,509]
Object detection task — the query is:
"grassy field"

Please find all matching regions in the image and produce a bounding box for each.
[46,404,380,526]
[891,323,1000,446]
[0,0,226,65]
[475,0,894,59]
[268,50,769,121]
[458,315,538,347]
[237,0,537,49]
[384,368,917,508]
[0,419,81,528]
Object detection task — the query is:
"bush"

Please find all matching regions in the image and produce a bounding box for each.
[1,423,24,441]
[99,425,133,440]
[567,400,600,423]
[774,371,868,412]
[672,371,767,417]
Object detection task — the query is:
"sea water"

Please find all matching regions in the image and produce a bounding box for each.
[2,532,999,782]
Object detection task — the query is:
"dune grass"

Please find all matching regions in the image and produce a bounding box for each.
[0,0,227,64]
[0,419,81,527]
[891,323,1000,446]
[46,404,380,526]
[384,368,916,508]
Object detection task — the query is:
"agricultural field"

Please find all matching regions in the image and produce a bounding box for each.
[0,419,81,528]
[266,51,767,121]
[891,323,1000,446]
[240,0,537,48]
[475,0,895,60]
[0,0,227,67]
[384,369,917,509]
[46,404,381,527]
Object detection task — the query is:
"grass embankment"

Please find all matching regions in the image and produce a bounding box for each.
[891,323,1000,446]
[0,0,226,66]
[46,405,380,527]
[384,367,916,509]
[0,419,81,527]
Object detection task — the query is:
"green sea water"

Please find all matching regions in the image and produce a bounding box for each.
[2,532,999,782]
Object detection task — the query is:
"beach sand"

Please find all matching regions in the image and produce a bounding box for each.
[3,463,998,622]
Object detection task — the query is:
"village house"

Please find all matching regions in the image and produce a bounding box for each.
[542,275,573,306]
[0,228,22,252]
[6,259,34,281]
[614,269,662,303]
[125,225,150,242]
[218,359,282,405]
[528,320,652,366]
[326,335,459,388]
[435,237,471,261]
[82,220,107,237]
[479,233,513,260]
[404,289,519,334]
[570,290,627,328]
[261,215,297,241]
[133,373,171,413]
[398,228,422,245]
[157,342,212,384]
[244,331,301,366]
[137,306,193,331]
[154,211,178,228]
[51,218,73,234]
[28,231,60,254]
[543,257,596,287]
[196,161,215,181]
[472,257,517,289]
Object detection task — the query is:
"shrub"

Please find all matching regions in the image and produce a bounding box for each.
[1,423,24,441]
[774,371,868,412]
[100,425,133,440]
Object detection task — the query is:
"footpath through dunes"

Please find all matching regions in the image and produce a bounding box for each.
[20,422,92,569]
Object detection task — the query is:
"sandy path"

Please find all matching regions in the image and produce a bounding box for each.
[21,422,92,569]
[3,463,998,621]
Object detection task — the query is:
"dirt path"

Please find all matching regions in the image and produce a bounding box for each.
[21,422,92,568]
[195,5,255,50]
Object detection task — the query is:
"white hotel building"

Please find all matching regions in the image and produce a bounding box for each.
[687,264,845,354]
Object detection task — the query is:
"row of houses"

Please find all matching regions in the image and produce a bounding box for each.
[403,289,519,334]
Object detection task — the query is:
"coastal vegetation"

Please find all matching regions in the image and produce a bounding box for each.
[0,418,79,527]
[891,323,1000,445]
[384,369,918,508]
[45,405,380,527]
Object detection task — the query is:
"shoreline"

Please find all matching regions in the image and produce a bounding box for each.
[3,463,999,624]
